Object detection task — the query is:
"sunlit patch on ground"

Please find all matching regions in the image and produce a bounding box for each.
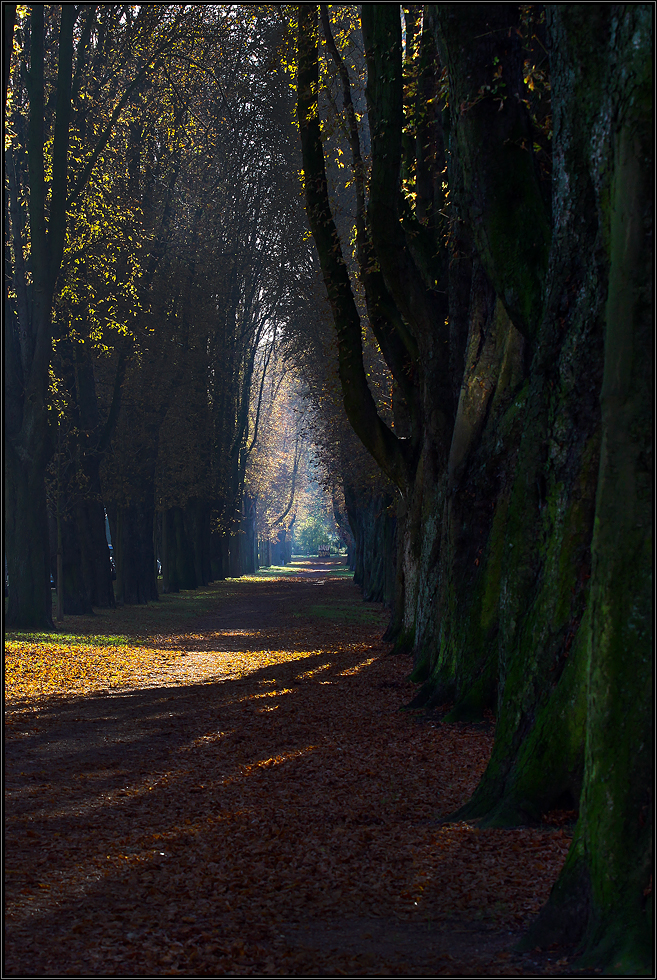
[339,656,379,676]
[4,642,182,704]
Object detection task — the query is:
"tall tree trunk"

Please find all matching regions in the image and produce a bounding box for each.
[297,4,413,494]
[3,4,16,108]
[422,0,603,829]
[60,506,93,615]
[5,435,53,628]
[434,4,550,342]
[173,506,196,590]
[110,502,158,605]
[298,10,652,969]
[4,5,75,628]
[344,485,396,605]
[521,7,653,971]
[184,498,211,586]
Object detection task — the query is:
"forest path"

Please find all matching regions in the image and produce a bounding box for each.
[5,560,579,976]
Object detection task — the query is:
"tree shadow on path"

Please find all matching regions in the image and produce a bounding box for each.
[5,562,585,976]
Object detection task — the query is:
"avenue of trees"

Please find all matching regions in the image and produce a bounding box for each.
[4,4,652,974]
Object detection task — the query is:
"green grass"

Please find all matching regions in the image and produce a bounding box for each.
[4,630,132,647]
[241,565,304,579]
[243,560,353,581]
[317,567,355,579]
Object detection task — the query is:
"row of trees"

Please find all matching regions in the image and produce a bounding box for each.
[4,4,324,618]
[298,3,651,973]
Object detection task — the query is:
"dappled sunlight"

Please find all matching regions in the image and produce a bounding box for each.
[250,688,296,699]
[244,746,317,773]
[339,656,379,676]
[240,558,352,584]
[167,629,262,641]
[4,638,344,707]
[4,640,182,705]
[294,663,332,680]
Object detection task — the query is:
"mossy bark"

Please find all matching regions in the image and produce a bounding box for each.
[298,11,652,971]
[521,8,653,971]
[433,0,606,829]
[434,5,550,340]
[419,275,526,722]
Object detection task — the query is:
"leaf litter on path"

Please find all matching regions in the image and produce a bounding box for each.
[5,563,579,976]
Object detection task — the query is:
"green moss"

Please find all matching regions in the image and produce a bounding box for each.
[412,375,529,720]
[408,630,431,681]
[480,492,510,636]
[453,386,599,825]
[578,925,654,977]
[488,319,525,417]
[503,604,589,821]
[443,654,497,722]
[394,624,416,657]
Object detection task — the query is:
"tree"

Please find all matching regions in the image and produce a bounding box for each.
[4,3,205,626]
[5,4,77,627]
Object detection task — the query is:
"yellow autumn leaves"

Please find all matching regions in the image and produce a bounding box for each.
[4,636,354,706]
[4,640,179,703]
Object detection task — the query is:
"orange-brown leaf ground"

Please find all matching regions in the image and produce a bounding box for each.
[5,560,585,976]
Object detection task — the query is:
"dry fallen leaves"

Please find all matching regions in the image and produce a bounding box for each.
[4,565,577,976]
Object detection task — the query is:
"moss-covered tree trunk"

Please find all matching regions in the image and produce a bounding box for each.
[422,4,597,830]
[520,7,653,972]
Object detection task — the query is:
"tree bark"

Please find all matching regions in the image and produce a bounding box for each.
[109,502,158,605]
[297,3,412,492]
[520,7,653,971]
[434,4,550,342]
[4,6,75,629]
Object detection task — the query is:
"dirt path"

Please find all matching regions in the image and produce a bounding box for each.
[5,561,583,976]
